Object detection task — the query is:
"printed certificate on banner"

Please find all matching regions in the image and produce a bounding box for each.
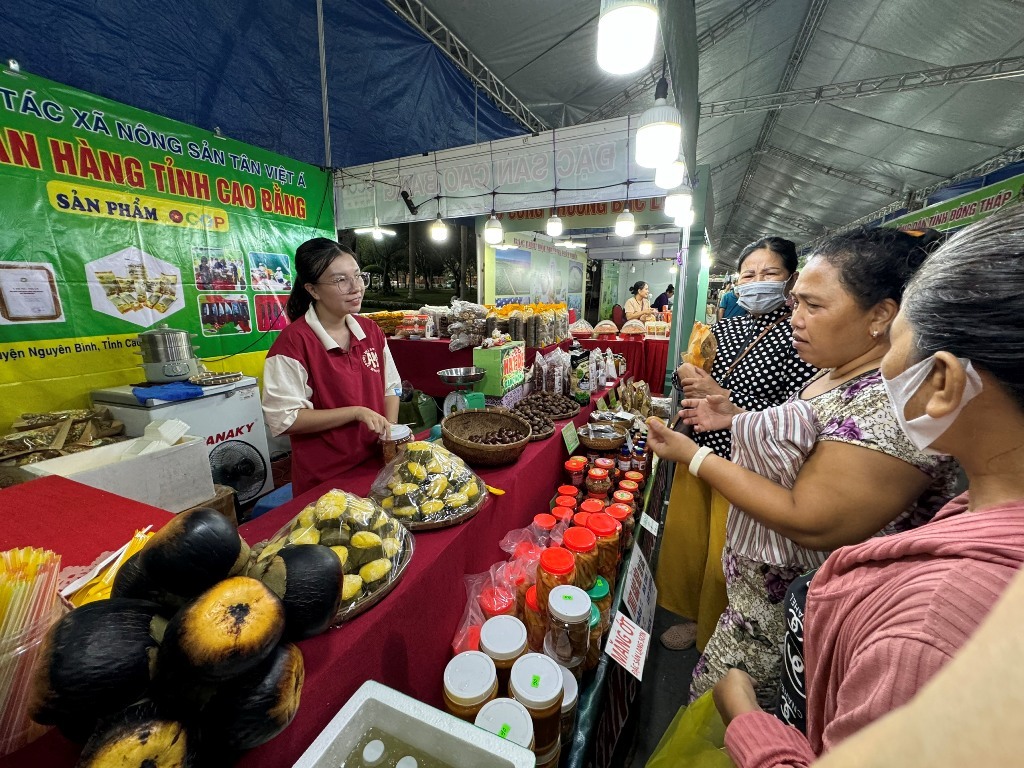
[622,547,657,634]
[604,612,651,681]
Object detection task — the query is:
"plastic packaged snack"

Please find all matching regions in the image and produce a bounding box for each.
[594,320,618,336]
[370,441,488,529]
[620,319,646,336]
[248,488,414,625]
[569,318,594,338]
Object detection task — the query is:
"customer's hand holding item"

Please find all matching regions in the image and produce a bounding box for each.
[680,396,743,433]
[645,417,699,465]
[678,365,730,399]
[713,668,761,726]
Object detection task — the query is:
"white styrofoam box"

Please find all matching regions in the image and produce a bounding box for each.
[292,681,535,768]
[143,418,190,445]
[23,436,215,513]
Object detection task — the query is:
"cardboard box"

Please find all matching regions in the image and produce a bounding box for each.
[23,436,215,513]
[184,484,238,527]
[484,384,525,410]
[472,342,525,396]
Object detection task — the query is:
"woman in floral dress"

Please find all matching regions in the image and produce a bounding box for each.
[647,228,959,707]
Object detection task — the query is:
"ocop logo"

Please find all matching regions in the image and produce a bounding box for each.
[168,209,227,229]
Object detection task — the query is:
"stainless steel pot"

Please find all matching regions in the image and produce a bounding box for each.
[137,324,197,363]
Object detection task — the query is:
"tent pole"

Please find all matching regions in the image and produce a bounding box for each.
[316,0,332,168]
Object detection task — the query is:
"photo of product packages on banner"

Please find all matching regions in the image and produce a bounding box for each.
[0,71,334,424]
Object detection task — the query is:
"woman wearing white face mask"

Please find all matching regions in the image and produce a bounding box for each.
[710,204,1024,768]
[648,227,960,707]
[658,237,819,652]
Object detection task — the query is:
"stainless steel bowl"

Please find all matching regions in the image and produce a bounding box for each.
[437,366,486,385]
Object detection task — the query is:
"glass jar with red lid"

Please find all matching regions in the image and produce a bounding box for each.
[594,457,615,474]
[532,513,557,543]
[551,505,574,526]
[562,526,599,590]
[605,502,634,553]
[537,547,576,611]
[585,468,612,499]
[564,457,587,487]
[557,484,582,503]
[623,470,645,490]
[478,585,517,620]
[553,495,578,514]
[573,511,591,529]
[586,513,621,589]
[611,489,636,517]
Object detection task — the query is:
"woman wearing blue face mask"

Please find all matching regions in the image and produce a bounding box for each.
[648,227,960,708]
[708,204,1024,768]
[658,237,819,652]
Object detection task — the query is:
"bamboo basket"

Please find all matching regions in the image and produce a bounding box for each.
[441,408,532,467]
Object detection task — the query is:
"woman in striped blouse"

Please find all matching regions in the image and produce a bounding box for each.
[647,227,959,707]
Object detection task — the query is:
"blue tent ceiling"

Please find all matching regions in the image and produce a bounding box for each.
[3,0,524,169]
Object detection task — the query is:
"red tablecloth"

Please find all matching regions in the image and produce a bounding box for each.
[641,337,670,396]
[388,337,571,397]
[1,392,607,768]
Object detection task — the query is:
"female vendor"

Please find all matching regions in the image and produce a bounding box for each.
[262,238,402,495]
[624,281,656,322]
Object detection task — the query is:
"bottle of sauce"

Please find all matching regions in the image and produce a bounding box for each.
[442,651,498,722]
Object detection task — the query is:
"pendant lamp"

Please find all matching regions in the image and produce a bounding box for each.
[615,207,635,238]
[546,214,563,237]
[636,75,682,169]
[664,191,692,218]
[674,207,695,228]
[430,214,448,242]
[655,157,686,190]
[638,238,654,256]
[484,214,504,245]
[597,0,659,75]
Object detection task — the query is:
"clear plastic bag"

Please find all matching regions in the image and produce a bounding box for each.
[451,298,488,322]
[369,441,488,528]
[620,319,646,336]
[569,318,594,338]
[248,488,414,624]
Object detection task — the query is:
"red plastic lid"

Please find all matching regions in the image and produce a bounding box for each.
[612,490,635,504]
[573,512,591,528]
[525,585,539,612]
[587,513,618,538]
[514,541,543,561]
[579,498,605,515]
[533,513,557,531]
[478,587,515,614]
[554,496,577,509]
[540,546,575,576]
[564,458,587,470]
[557,485,579,497]
[587,468,609,479]
[552,506,573,523]
[594,458,615,470]
[624,471,644,483]
[618,480,639,493]
[606,503,631,522]
[562,526,597,553]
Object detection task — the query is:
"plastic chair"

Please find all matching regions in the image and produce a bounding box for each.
[612,303,626,329]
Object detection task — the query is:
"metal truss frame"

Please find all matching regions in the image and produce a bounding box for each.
[384,0,547,133]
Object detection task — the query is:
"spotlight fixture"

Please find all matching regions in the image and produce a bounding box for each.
[597,0,659,75]
[546,214,564,238]
[664,191,692,218]
[615,207,635,238]
[638,238,654,256]
[636,71,682,169]
[484,213,504,245]
[430,214,448,242]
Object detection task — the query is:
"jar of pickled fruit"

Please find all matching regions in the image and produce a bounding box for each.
[478,586,516,621]
[623,470,645,491]
[561,526,598,591]
[557,484,582,503]
[585,468,612,499]
[586,576,612,634]
[586,513,620,589]
[523,585,547,652]
[583,603,602,671]
[564,458,587,487]
[537,547,576,612]
[606,502,634,552]
[543,585,592,667]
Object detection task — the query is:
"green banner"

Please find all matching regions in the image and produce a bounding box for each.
[885,173,1024,232]
[0,71,334,426]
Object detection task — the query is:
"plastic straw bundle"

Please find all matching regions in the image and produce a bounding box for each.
[0,547,62,756]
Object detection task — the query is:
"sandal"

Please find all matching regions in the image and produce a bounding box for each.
[660,621,697,650]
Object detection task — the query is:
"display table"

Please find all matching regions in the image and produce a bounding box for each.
[388,337,571,397]
[0,388,657,768]
[577,337,646,381]
[577,336,670,395]
[641,337,670,396]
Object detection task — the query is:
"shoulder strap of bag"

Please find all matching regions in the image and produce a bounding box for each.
[722,317,786,381]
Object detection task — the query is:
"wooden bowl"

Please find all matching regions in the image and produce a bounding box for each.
[441,408,532,467]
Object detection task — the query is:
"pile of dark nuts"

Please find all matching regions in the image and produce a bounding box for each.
[513,392,577,435]
[470,427,526,445]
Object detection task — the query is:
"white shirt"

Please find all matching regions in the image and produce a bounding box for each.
[262,305,401,436]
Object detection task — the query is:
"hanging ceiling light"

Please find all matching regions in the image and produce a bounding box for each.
[430,214,448,242]
[664,191,692,218]
[556,239,586,249]
[674,207,695,228]
[615,206,635,238]
[638,238,654,256]
[484,213,504,245]
[669,263,678,274]
[630,263,636,274]
[655,157,686,190]
[354,216,396,240]
[636,74,682,169]
[546,214,563,238]
[597,0,659,75]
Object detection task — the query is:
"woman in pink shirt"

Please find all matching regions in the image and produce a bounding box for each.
[712,204,1024,766]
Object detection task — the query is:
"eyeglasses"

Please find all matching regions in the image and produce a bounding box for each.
[316,272,370,292]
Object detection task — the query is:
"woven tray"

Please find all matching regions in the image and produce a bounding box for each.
[577,423,626,451]
[528,423,556,442]
[404,494,488,531]
[441,408,532,467]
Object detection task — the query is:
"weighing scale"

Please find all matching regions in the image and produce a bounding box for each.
[437,367,487,416]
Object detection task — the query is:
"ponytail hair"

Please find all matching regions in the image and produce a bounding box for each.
[629,281,647,296]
